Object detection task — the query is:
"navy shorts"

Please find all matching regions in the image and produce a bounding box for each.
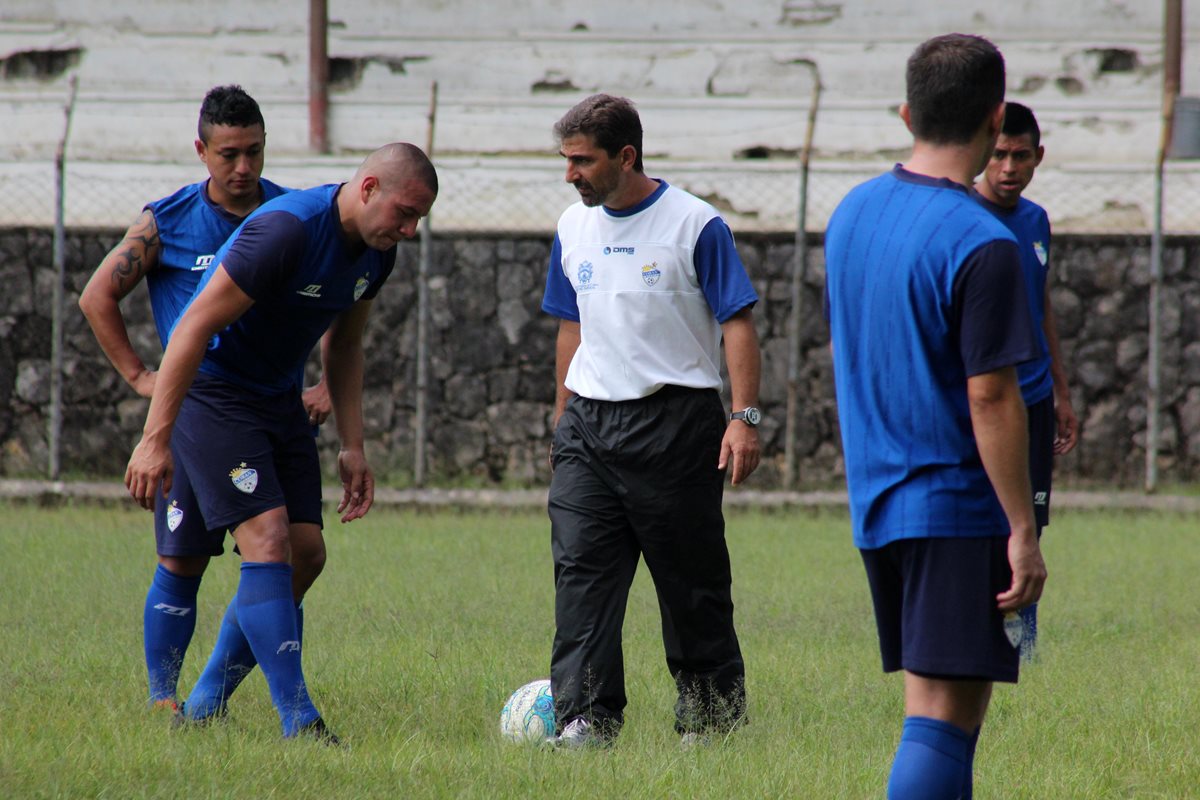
[860,536,1019,683]
[171,374,323,532]
[153,457,227,558]
[1027,395,1054,530]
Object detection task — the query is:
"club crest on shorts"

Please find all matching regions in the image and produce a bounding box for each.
[641,262,661,287]
[166,499,183,532]
[1032,241,1048,266]
[353,276,370,301]
[1003,612,1024,649]
[229,462,258,494]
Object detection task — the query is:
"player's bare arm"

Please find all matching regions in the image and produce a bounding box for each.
[79,209,162,397]
[967,366,1047,611]
[125,267,254,510]
[548,319,581,467]
[552,320,581,427]
[719,307,762,486]
[1042,286,1079,454]
[323,300,374,522]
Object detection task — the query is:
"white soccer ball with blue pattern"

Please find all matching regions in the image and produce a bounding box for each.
[500,678,555,743]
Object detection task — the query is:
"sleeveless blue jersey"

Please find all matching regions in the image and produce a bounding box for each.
[186,183,396,394]
[971,190,1053,405]
[144,179,288,348]
[825,167,1038,549]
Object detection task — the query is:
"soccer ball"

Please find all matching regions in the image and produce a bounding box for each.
[499,678,555,743]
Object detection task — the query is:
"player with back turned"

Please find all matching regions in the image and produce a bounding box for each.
[824,34,1047,799]
[78,85,330,715]
[124,142,438,741]
[972,101,1079,662]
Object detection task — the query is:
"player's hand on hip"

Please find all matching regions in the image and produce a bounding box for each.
[718,423,760,486]
[336,447,374,522]
[996,527,1047,612]
[125,437,173,511]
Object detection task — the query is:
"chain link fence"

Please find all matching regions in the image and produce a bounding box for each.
[2,156,1200,235]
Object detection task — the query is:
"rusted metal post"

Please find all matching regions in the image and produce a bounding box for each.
[309,0,330,154]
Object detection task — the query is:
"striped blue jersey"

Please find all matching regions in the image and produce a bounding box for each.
[971,190,1053,405]
[825,166,1040,549]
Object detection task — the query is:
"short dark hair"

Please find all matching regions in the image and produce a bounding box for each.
[198,85,265,143]
[554,94,644,172]
[906,34,1005,145]
[1001,101,1041,149]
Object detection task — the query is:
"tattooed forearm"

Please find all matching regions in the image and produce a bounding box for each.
[109,211,160,293]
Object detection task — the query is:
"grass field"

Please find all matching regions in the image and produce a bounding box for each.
[1,502,1198,799]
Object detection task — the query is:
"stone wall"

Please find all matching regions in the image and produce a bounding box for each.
[2,227,1196,488]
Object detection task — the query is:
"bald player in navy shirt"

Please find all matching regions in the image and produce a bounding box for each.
[125,142,438,741]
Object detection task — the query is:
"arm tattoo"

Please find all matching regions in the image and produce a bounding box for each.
[109,211,161,293]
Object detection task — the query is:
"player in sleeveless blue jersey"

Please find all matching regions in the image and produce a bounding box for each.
[824,36,1046,799]
[973,102,1079,663]
[79,85,331,714]
[124,143,438,742]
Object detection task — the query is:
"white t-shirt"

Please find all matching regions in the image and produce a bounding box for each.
[542,180,758,401]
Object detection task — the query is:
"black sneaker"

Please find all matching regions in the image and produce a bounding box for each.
[295,717,342,747]
[171,701,226,729]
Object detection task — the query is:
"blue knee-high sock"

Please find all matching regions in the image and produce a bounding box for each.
[185,597,307,720]
[143,565,202,704]
[887,716,972,800]
[961,725,981,800]
[235,562,319,736]
[1019,602,1039,662]
[184,598,257,720]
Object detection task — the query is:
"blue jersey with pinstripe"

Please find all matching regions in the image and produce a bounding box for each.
[971,190,1053,406]
[825,167,1025,549]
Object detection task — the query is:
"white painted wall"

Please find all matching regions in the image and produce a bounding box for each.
[0,0,1194,231]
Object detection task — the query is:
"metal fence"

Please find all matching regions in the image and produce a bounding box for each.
[2,156,1200,235]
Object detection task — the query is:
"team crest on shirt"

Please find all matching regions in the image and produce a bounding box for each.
[229,462,258,494]
[641,262,661,287]
[353,276,370,301]
[576,260,596,292]
[1032,241,1048,266]
[166,500,183,532]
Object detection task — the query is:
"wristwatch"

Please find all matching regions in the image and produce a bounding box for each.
[729,406,762,427]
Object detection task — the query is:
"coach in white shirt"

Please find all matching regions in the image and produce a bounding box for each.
[541,93,763,748]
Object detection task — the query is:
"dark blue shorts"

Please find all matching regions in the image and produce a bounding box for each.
[1027,395,1054,530]
[860,536,1019,683]
[153,457,227,558]
[171,374,323,532]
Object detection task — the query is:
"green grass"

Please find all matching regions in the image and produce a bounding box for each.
[1,504,1197,799]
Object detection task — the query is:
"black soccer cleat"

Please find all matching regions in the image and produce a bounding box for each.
[295,716,343,747]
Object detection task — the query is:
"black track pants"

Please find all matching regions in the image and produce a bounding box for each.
[548,386,746,736]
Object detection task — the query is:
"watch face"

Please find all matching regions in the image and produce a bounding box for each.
[744,407,762,426]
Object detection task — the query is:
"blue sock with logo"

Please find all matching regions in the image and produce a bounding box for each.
[184,597,306,720]
[184,598,256,720]
[235,562,319,736]
[887,716,972,800]
[143,564,202,704]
